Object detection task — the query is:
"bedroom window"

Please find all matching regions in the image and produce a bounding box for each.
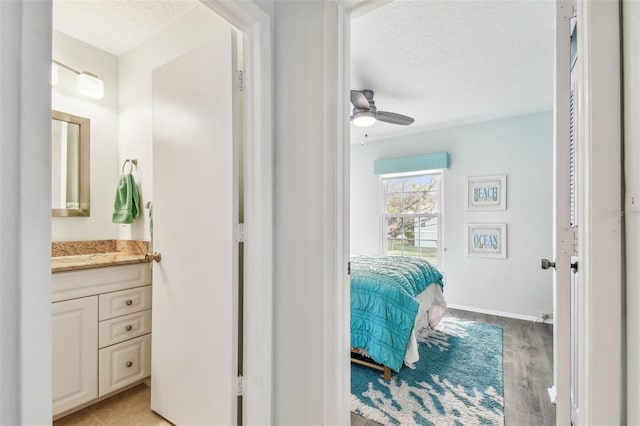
[381,171,443,267]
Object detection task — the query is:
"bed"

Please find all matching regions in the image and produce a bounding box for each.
[350,255,447,380]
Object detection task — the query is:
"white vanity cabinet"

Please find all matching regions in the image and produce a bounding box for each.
[52,296,98,415]
[52,263,152,417]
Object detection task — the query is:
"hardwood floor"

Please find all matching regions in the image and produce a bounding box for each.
[351,308,556,426]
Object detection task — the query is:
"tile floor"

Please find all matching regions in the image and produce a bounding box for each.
[53,384,171,426]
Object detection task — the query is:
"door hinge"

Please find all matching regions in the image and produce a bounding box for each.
[235,223,246,242]
[235,70,245,92]
[348,261,351,275]
[236,375,245,396]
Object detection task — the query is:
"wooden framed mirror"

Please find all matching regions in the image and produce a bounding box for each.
[52,110,90,217]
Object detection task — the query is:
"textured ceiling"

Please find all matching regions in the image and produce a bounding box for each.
[52,0,554,143]
[53,0,198,56]
[350,0,554,143]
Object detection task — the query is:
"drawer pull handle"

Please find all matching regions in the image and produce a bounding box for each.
[126,361,133,368]
[125,300,133,306]
[125,325,133,332]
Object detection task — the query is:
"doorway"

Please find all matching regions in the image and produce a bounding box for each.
[338,1,624,424]
[347,1,556,424]
[48,1,273,424]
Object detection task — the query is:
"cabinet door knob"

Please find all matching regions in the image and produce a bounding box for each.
[126,361,133,368]
[125,325,133,332]
[125,300,133,306]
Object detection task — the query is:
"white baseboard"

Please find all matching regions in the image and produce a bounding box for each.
[447,303,554,324]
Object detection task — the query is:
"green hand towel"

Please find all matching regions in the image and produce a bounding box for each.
[112,173,140,224]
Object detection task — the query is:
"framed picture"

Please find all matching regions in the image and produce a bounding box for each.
[467,175,506,210]
[467,223,507,259]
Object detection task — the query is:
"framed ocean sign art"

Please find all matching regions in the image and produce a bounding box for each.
[467,223,507,259]
[467,175,506,210]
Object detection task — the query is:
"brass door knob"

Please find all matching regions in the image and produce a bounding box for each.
[145,251,162,263]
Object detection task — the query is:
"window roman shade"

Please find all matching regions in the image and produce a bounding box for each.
[373,151,449,175]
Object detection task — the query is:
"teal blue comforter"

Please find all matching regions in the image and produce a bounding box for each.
[351,255,444,372]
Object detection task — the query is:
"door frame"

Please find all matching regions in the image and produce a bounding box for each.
[3,1,272,424]
[575,1,623,424]
[199,2,274,423]
[330,0,624,424]
[551,1,572,421]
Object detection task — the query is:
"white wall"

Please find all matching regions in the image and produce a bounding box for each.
[623,1,640,422]
[351,112,553,318]
[52,31,120,241]
[52,5,226,243]
[0,1,52,423]
[272,1,347,424]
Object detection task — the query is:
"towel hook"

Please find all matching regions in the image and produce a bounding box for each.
[122,159,138,174]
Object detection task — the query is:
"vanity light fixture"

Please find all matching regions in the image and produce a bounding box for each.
[52,59,104,100]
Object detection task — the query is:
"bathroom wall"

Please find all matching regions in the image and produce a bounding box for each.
[52,31,119,241]
[52,4,230,243]
[118,3,232,242]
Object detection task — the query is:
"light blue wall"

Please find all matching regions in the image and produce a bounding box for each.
[351,112,553,318]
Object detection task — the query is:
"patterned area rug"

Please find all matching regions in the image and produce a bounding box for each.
[351,316,504,425]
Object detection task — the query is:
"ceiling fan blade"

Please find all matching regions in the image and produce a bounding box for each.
[350,90,371,110]
[376,111,415,126]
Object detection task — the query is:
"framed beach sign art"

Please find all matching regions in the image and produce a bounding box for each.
[467,175,506,210]
[467,223,507,259]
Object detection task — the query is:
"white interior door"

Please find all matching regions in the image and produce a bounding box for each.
[568,18,579,424]
[150,32,237,425]
[547,2,574,422]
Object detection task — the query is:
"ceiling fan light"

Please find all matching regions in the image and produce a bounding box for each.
[352,111,376,127]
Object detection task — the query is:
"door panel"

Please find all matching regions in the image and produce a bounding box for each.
[550,3,573,422]
[569,20,579,424]
[151,33,236,425]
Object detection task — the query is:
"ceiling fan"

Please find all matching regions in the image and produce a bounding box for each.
[350,89,415,127]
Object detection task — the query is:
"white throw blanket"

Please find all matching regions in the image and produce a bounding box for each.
[403,284,448,368]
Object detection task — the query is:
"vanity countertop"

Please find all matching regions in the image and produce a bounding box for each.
[52,240,151,273]
[52,253,148,273]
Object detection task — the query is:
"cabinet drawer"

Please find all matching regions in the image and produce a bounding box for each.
[99,285,151,320]
[99,310,152,349]
[99,334,151,396]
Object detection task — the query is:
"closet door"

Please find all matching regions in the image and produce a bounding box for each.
[151,29,237,425]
